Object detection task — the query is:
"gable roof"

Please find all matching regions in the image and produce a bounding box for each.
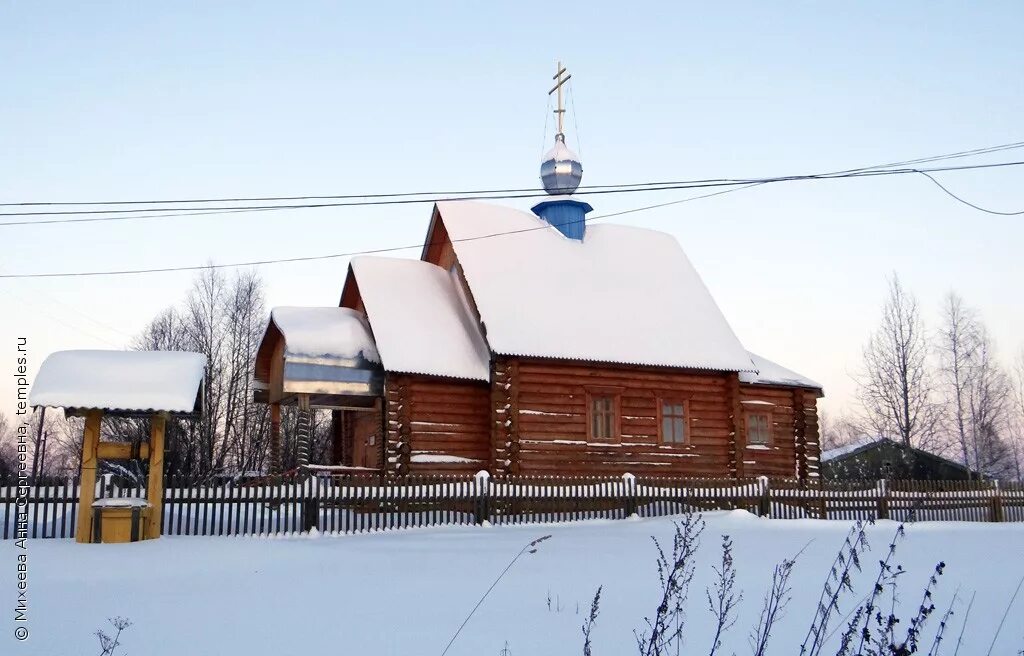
[432,201,754,372]
[349,256,491,381]
[821,437,976,475]
[741,352,822,391]
[31,350,205,415]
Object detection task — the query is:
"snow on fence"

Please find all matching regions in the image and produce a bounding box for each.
[2,475,1022,540]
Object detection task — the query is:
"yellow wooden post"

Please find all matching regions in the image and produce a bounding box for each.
[145,413,167,539]
[76,409,103,543]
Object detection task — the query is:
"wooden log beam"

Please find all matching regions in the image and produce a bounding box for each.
[792,389,807,482]
[75,409,103,543]
[96,441,151,461]
[727,374,745,479]
[145,413,167,539]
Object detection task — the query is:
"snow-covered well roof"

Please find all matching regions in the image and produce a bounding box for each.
[30,350,206,415]
[270,307,379,363]
[740,352,823,391]
[350,257,490,381]
[434,201,755,372]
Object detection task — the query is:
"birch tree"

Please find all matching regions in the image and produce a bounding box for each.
[965,328,1011,478]
[857,276,937,448]
[182,266,228,477]
[936,293,979,474]
[1008,349,1024,482]
[127,268,273,482]
[220,270,270,475]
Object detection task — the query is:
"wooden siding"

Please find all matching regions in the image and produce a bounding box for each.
[385,373,491,475]
[497,358,737,476]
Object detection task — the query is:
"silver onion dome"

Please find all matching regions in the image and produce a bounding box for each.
[540,135,583,194]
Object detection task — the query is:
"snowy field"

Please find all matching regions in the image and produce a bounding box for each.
[2,511,1023,655]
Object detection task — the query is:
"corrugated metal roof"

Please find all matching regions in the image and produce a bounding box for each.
[740,352,823,391]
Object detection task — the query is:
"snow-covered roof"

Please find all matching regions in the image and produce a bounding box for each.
[350,256,491,381]
[434,201,754,372]
[30,350,206,414]
[270,306,379,363]
[821,437,883,462]
[740,352,823,390]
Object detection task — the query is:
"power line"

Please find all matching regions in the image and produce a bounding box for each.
[1,159,1022,226]
[916,171,1024,216]
[0,284,122,346]
[3,156,1020,280]
[3,139,1021,209]
[0,183,761,279]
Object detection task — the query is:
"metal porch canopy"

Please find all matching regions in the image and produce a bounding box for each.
[254,306,383,409]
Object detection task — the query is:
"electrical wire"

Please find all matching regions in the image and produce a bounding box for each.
[0,181,763,279]
[568,79,583,159]
[1,159,1022,226]
[916,170,1024,216]
[1,139,1021,210]
[1,157,1021,278]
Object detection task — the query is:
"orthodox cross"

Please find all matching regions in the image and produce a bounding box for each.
[549,61,572,139]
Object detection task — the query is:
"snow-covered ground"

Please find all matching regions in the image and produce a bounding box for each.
[2,512,1022,655]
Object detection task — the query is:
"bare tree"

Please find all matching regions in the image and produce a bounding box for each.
[128,267,274,482]
[182,266,228,478]
[818,411,865,452]
[965,328,1012,478]
[1008,349,1024,483]
[0,411,17,479]
[857,275,937,448]
[937,293,980,476]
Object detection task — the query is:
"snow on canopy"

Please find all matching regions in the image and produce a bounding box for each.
[30,350,206,414]
[350,256,490,381]
[740,352,822,390]
[270,306,379,363]
[434,201,754,372]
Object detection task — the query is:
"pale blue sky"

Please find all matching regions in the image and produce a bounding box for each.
[2,1,1022,420]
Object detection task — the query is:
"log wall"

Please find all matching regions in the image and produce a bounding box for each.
[362,362,819,481]
[497,358,737,476]
[733,385,821,481]
[384,373,491,475]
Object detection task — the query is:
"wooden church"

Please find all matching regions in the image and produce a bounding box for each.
[254,65,823,483]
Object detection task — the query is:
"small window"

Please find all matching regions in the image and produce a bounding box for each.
[589,395,617,441]
[746,412,772,445]
[660,399,688,444]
